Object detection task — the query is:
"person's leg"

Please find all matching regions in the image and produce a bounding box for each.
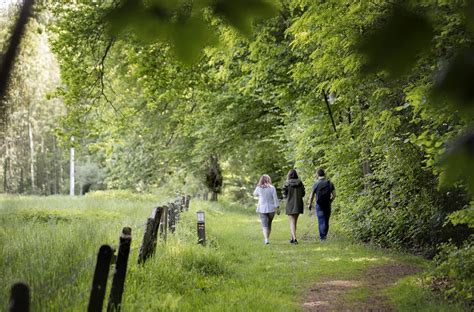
[289,215,296,241]
[267,212,275,239]
[262,227,269,242]
[293,214,299,243]
[324,208,332,239]
[316,205,328,240]
[260,213,270,244]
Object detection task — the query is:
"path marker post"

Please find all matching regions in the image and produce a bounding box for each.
[196,211,206,246]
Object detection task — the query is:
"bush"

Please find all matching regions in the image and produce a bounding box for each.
[429,239,474,305]
[428,205,474,306]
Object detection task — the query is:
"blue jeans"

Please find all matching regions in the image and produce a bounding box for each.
[315,204,331,240]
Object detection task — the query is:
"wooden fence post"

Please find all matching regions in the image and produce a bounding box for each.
[88,245,113,312]
[169,203,176,234]
[185,195,191,211]
[138,218,154,265]
[9,282,29,312]
[151,207,164,246]
[138,207,164,265]
[107,227,132,312]
[160,206,168,241]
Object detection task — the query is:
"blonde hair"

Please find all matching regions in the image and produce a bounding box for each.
[257,174,272,187]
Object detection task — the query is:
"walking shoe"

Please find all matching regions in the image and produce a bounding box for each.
[265,239,269,245]
[293,239,298,245]
[289,239,295,244]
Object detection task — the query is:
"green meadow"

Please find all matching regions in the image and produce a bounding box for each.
[0,193,464,311]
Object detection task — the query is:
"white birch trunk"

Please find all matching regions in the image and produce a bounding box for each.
[69,136,75,196]
[28,120,35,192]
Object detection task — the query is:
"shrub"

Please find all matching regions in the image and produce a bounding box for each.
[430,239,474,305]
[428,205,474,306]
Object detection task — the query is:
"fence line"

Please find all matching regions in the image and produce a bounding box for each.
[8,194,192,312]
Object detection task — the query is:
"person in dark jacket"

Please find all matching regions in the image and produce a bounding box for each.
[282,169,305,244]
[307,168,336,241]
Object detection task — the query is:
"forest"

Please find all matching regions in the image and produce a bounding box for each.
[1,0,473,310]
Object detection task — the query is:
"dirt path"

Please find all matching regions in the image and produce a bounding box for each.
[302,263,422,311]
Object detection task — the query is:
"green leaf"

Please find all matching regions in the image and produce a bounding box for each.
[211,0,278,36]
[358,4,434,77]
[432,49,474,112]
[440,130,474,193]
[168,16,217,65]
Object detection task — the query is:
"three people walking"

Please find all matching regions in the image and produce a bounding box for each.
[254,168,335,244]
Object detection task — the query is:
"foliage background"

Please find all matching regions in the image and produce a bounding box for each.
[0,0,473,305]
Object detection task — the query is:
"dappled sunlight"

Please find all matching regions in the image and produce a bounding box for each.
[302,300,330,308]
[239,219,261,223]
[351,257,387,263]
[323,280,361,288]
[206,210,224,216]
[323,257,341,262]
[307,247,330,252]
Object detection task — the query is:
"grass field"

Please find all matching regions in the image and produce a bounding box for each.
[0,192,465,311]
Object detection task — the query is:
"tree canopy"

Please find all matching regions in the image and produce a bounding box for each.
[1,0,473,304]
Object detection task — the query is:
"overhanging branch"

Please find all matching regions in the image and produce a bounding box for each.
[0,0,35,138]
[322,89,338,138]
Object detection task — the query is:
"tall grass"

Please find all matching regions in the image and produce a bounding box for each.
[0,191,164,310]
[0,193,465,311]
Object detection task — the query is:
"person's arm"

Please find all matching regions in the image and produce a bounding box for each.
[253,187,259,197]
[307,191,315,210]
[272,187,279,208]
[282,183,288,199]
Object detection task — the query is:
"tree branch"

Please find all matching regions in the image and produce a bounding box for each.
[0,0,35,137]
[97,38,124,118]
[322,89,338,138]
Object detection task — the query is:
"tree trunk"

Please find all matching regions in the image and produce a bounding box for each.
[53,136,59,194]
[18,168,24,194]
[362,160,372,190]
[40,136,47,195]
[69,137,75,196]
[3,155,8,193]
[59,159,64,194]
[322,90,338,138]
[28,119,35,193]
[211,191,218,201]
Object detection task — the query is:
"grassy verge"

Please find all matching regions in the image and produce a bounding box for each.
[1,193,465,311]
[0,191,165,311]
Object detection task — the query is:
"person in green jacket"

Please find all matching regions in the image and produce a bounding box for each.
[282,169,306,244]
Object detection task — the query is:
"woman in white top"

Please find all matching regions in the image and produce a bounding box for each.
[253,174,279,245]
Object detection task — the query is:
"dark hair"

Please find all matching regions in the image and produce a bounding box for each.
[317,168,325,177]
[287,169,298,180]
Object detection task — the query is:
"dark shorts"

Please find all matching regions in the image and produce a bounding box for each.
[259,212,275,229]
